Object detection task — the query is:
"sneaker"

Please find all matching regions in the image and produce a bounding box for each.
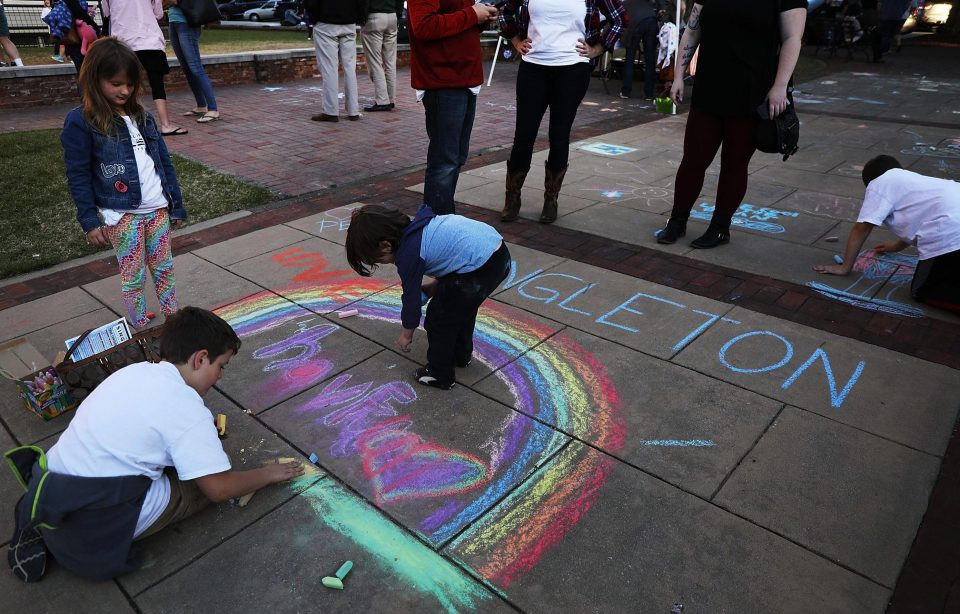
[415,367,454,390]
[7,518,47,583]
[51,55,65,63]
[618,91,629,99]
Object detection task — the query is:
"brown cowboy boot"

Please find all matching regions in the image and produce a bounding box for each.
[541,162,568,223]
[501,162,529,222]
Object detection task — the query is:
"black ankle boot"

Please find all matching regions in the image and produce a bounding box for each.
[690,226,730,249]
[655,218,687,244]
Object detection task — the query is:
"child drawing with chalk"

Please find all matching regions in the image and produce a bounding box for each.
[61,37,185,330]
[6,307,305,582]
[346,204,512,390]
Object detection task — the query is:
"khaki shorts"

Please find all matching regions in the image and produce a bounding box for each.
[136,468,211,540]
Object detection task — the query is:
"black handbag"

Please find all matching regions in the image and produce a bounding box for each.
[178,0,221,26]
[755,89,800,162]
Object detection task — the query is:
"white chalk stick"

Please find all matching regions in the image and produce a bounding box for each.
[337,309,359,318]
[236,491,257,507]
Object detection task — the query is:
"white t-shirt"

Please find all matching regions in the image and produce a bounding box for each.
[858,168,960,260]
[101,116,168,226]
[47,361,231,537]
[523,0,589,66]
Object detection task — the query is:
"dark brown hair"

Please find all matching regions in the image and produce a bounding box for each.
[862,155,902,187]
[160,307,241,364]
[344,205,411,277]
[78,37,146,136]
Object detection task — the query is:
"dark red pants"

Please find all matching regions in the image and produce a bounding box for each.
[670,108,758,230]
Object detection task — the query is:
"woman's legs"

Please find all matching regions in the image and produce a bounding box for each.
[664,108,724,228]
[711,115,758,230]
[507,61,551,172]
[170,23,205,112]
[144,68,181,133]
[544,62,591,171]
[142,209,179,317]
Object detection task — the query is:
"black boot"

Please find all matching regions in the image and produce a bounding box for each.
[690,225,730,249]
[655,218,687,244]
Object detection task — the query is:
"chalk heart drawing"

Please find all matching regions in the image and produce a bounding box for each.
[217,273,627,594]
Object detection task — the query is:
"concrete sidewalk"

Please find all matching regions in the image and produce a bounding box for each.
[2,46,960,612]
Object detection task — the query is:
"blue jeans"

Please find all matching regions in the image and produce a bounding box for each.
[169,22,217,111]
[621,16,658,98]
[422,88,476,215]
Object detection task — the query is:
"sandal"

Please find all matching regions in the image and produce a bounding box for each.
[196,113,222,123]
[161,127,189,136]
[182,109,206,117]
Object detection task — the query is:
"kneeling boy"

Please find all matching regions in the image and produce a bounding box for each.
[814,155,960,313]
[6,307,304,582]
[345,204,512,390]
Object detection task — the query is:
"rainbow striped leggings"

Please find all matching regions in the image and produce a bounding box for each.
[106,209,179,328]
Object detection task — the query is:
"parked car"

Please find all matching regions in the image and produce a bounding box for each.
[915,1,953,31]
[244,0,281,21]
[218,0,263,20]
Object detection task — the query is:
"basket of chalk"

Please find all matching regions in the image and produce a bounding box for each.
[13,367,77,421]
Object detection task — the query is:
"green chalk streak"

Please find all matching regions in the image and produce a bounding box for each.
[299,482,493,613]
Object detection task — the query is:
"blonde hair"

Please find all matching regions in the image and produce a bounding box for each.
[77,38,146,135]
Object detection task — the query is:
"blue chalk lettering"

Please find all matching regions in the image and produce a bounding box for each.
[718,331,794,374]
[558,283,598,316]
[781,348,866,408]
[596,293,645,333]
[672,309,722,352]
[517,273,586,304]
[501,262,544,290]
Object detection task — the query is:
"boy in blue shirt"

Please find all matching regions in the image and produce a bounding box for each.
[346,204,512,389]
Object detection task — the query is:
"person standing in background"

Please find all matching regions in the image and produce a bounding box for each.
[407,0,498,215]
[620,0,663,101]
[166,0,221,123]
[361,0,401,112]
[0,0,25,67]
[304,0,367,122]
[101,0,187,136]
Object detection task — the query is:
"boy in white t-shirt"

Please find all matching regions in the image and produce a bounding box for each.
[6,307,304,583]
[814,155,960,313]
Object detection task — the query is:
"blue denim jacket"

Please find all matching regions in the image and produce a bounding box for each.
[61,108,186,233]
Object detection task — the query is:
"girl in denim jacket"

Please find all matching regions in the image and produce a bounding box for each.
[61,37,185,329]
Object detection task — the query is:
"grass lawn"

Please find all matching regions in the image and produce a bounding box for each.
[14,28,314,66]
[0,129,274,279]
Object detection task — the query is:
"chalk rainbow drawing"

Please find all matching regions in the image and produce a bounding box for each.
[217,277,627,595]
[807,250,924,317]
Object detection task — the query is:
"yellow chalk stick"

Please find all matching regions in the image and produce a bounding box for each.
[215,414,227,437]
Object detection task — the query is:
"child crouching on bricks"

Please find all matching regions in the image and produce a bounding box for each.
[346,204,512,390]
[5,307,304,582]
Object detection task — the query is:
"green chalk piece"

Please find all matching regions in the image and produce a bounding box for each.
[335,560,353,580]
[322,577,344,590]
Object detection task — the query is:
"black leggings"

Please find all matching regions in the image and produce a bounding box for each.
[144,68,167,100]
[508,60,592,172]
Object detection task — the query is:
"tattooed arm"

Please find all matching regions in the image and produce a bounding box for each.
[670,2,702,105]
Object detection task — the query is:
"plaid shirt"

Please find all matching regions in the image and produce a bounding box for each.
[499,0,628,52]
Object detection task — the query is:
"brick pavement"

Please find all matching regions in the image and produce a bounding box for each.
[3,45,960,612]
